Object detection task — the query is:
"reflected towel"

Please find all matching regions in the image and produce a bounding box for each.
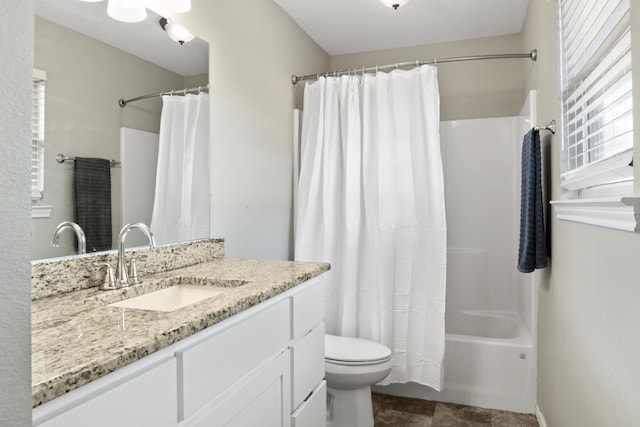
[518,129,548,273]
[74,157,112,252]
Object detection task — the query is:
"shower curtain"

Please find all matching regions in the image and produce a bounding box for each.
[295,66,447,390]
[150,93,210,245]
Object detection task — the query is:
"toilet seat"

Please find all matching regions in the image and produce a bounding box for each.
[325,334,392,366]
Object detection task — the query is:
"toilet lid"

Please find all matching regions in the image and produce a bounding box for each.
[325,334,392,364]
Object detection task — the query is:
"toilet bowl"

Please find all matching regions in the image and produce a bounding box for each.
[325,334,393,427]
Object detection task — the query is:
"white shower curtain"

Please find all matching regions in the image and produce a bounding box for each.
[295,66,447,390]
[151,93,210,245]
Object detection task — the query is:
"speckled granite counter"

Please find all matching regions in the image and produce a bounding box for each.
[32,257,330,408]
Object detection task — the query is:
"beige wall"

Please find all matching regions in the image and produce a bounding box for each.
[0,0,33,424]
[177,0,329,259]
[32,17,189,259]
[523,1,640,426]
[330,34,525,121]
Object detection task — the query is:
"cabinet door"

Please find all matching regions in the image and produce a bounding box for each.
[291,381,326,427]
[291,323,325,410]
[185,351,291,427]
[291,277,325,340]
[37,358,177,427]
[177,298,290,420]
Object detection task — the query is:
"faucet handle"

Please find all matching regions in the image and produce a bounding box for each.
[94,263,118,291]
[128,256,147,285]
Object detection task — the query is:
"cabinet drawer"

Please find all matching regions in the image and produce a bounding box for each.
[291,277,325,340]
[185,351,291,427]
[37,358,177,427]
[291,381,326,427]
[177,298,290,420]
[291,323,325,410]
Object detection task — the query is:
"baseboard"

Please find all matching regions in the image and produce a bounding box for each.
[536,404,548,427]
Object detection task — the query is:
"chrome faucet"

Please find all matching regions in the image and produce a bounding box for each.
[116,223,156,287]
[51,221,87,254]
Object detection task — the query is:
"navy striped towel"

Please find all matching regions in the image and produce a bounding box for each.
[517,129,548,273]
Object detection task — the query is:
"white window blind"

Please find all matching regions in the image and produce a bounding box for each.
[559,0,633,191]
[32,68,46,200]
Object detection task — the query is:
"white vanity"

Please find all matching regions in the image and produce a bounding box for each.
[31,240,328,427]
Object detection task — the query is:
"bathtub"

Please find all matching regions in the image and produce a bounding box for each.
[376,309,536,414]
[438,310,536,413]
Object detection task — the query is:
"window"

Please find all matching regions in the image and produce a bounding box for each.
[32,68,46,200]
[559,0,633,192]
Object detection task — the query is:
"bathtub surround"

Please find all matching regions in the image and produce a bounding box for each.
[295,66,447,389]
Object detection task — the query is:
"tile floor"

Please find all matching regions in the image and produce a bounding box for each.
[373,393,539,427]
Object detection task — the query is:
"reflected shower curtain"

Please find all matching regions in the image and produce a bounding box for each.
[151,93,210,245]
[295,66,447,390]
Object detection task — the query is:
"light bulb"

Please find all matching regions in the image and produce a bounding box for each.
[148,0,191,14]
[160,18,195,45]
[107,0,147,23]
[379,0,411,10]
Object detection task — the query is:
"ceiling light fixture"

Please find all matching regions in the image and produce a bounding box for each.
[78,0,192,23]
[159,17,195,45]
[379,0,411,10]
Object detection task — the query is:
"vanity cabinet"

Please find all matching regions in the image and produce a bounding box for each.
[33,275,326,427]
[35,357,178,427]
[177,298,291,424]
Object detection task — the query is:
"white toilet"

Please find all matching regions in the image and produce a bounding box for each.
[324,334,393,427]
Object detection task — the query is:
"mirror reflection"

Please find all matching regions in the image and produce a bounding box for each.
[32,0,210,260]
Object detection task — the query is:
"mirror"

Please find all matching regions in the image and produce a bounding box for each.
[32,0,209,260]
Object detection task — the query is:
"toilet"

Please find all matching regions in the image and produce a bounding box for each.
[324,334,393,427]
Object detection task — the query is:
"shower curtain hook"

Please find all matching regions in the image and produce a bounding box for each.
[395,63,399,70]
[433,57,438,65]
[376,65,379,73]
[197,86,202,94]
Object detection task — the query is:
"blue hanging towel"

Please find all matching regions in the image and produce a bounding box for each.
[518,128,548,273]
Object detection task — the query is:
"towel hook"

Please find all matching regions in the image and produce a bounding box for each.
[534,119,557,135]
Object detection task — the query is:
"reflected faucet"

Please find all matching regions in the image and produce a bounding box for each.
[51,221,86,254]
[116,223,156,287]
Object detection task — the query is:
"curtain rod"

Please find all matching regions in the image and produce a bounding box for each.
[291,49,537,85]
[118,84,210,108]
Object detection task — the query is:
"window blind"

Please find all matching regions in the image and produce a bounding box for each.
[559,0,633,191]
[32,69,46,200]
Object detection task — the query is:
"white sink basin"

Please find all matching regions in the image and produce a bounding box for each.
[108,285,224,312]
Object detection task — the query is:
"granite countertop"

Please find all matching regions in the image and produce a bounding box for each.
[31,257,330,409]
